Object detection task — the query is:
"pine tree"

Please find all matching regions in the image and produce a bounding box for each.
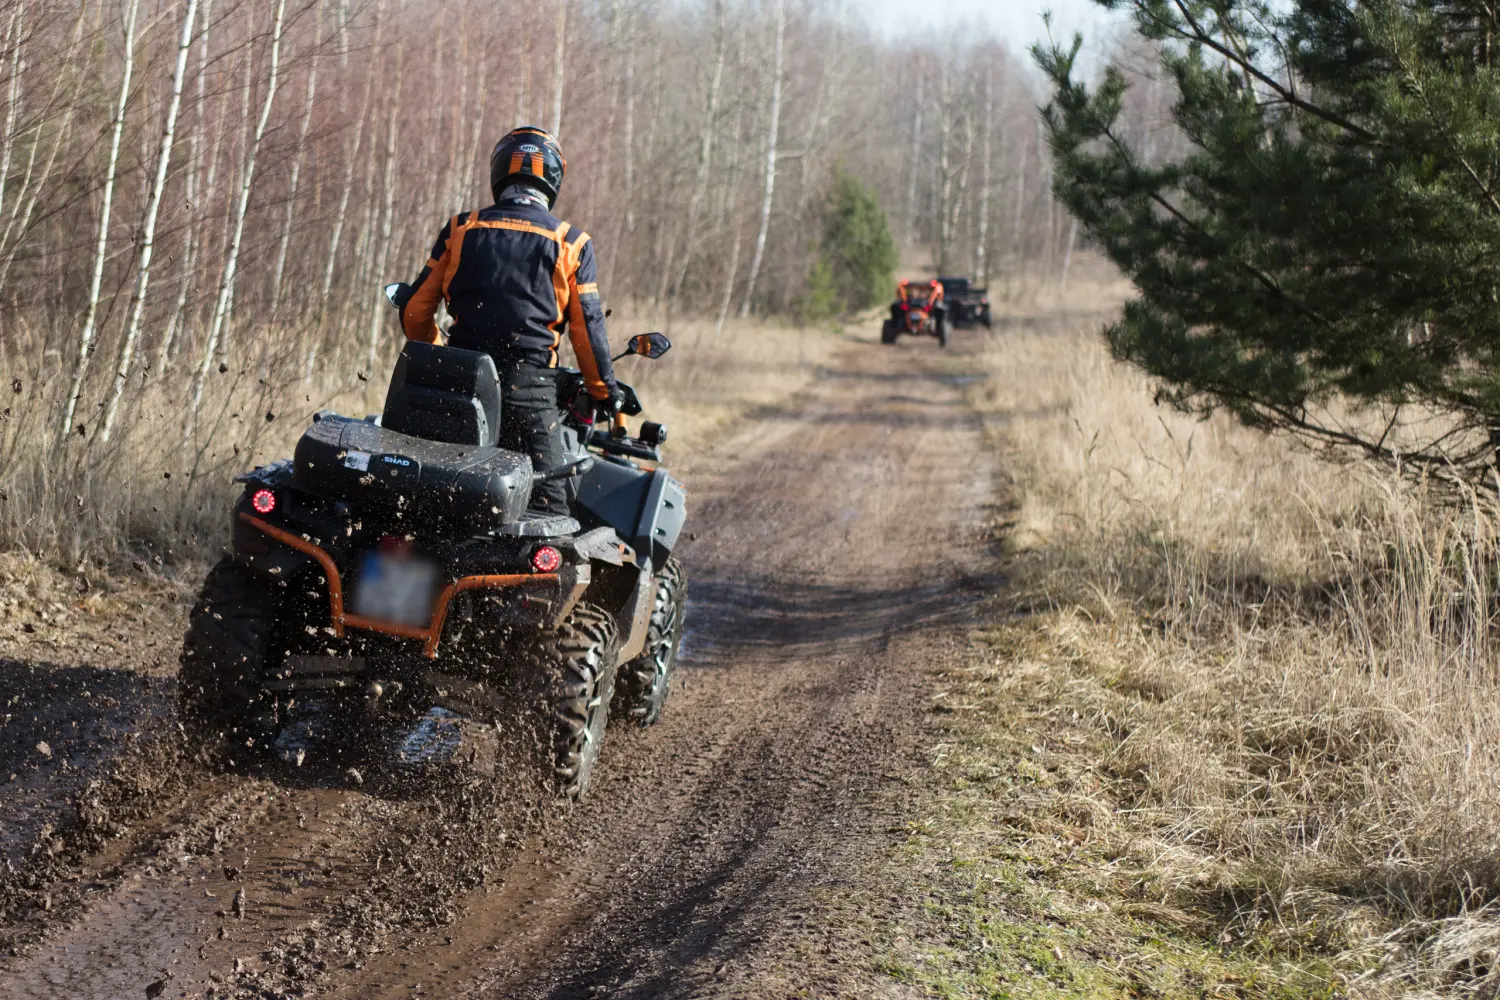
[818,170,898,314]
[1035,0,1500,484]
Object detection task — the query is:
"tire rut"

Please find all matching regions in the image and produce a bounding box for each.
[0,331,1000,998]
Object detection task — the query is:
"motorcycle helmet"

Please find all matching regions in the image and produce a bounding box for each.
[489,126,567,207]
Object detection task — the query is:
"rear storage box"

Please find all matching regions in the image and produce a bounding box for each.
[294,415,534,527]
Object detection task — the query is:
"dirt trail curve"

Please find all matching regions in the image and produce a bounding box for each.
[0,328,1001,999]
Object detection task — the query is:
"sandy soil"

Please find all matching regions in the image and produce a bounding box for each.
[0,323,1001,999]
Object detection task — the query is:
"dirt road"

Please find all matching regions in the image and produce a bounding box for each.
[0,328,1001,998]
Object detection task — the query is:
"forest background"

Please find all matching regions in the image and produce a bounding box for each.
[0,0,1167,562]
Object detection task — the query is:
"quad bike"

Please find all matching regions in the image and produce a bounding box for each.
[177,288,687,799]
[935,275,992,329]
[881,293,949,348]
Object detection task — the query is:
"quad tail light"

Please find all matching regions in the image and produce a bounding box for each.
[530,545,562,573]
[250,488,277,515]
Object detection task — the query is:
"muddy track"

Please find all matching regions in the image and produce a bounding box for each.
[0,329,1001,998]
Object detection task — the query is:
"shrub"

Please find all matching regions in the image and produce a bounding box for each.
[813,170,897,315]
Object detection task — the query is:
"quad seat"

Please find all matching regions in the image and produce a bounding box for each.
[382,342,501,447]
[293,416,535,527]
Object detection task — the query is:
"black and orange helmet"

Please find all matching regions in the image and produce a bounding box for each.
[489,126,567,207]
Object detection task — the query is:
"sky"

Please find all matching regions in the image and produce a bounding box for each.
[850,0,1126,57]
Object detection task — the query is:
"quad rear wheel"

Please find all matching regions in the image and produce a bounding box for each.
[178,559,279,765]
[615,557,686,726]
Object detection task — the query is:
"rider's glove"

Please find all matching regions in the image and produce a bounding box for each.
[600,384,625,415]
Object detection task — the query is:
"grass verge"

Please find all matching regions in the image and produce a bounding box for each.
[882,267,1500,998]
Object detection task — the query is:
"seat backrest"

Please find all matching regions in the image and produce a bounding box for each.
[382,342,502,446]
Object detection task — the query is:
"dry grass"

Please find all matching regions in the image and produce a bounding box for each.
[959,261,1500,995]
[0,312,837,572]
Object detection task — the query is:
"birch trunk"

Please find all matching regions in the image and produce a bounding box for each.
[904,72,923,244]
[714,95,747,340]
[517,12,531,122]
[1060,216,1078,289]
[188,0,287,437]
[159,0,215,374]
[0,7,88,297]
[99,0,201,446]
[443,15,471,213]
[935,69,953,273]
[974,66,993,285]
[794,20,839,220]
[943,92,973,276]
[1010,130,1028,262]
[365,45,404,378]
[319,0,384,309]
[58,0,141,450]
[738,0,784,319]
[270,0,323,319]
[622,9,635,236]
[667,0,725,304]
[0,7,25,234]
[550,0,566,136]
[459,56,486,208]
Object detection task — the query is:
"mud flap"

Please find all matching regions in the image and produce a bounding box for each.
[615,563,655,662]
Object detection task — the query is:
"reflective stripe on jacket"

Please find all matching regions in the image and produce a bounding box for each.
[401,197,616,399]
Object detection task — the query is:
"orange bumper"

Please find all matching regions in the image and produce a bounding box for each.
[238,513,560,658]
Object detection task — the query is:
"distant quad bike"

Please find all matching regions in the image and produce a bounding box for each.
[935,275,992,329]
[881,280,949,348]
[178,286,687,799]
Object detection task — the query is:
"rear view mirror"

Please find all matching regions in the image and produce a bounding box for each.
[630,332,671,359]
[384,282,413,309]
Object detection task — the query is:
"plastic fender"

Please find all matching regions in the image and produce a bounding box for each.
[635,469,687,567]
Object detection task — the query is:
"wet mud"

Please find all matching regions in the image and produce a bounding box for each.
[0,330,1001,998]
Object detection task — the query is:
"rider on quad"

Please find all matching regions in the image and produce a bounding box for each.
[890,278,946,330]
[396,125,621,517]
[882,277,950,346]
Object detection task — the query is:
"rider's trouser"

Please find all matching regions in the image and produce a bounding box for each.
[496,361,568,515]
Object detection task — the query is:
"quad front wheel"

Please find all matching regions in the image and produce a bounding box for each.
[615,557,686,726]
[880,319,898,345]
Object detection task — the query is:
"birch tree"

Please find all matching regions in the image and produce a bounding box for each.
[666,0,725,304]
[99,0,201,446]
[0,6,26,234]
[188,0,287,436]
[550,0,566,135]
[270,0,323,319]
[974,65,993,285]
[158,0,215,374]
[0,6,88,296]
[365,44,404,377]
[738,0,784,318]
[58,0,141,450]
[319,0,384,309]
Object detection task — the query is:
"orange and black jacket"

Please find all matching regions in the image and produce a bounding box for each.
[896,279,944,308]
[401,196,616,400]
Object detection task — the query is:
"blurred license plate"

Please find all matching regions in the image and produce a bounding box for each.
[352,553,439,627]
